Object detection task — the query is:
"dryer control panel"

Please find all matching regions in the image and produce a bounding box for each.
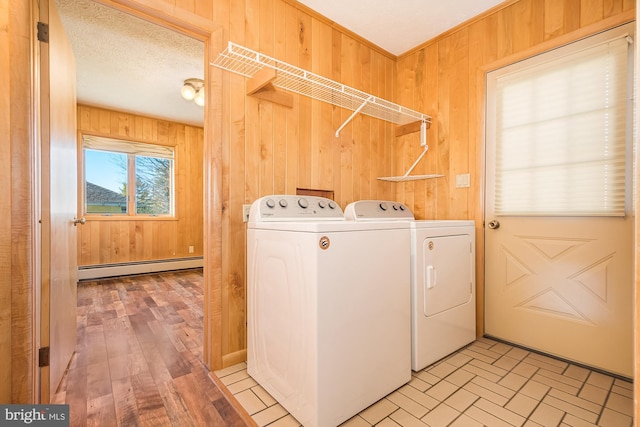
[344,200,415,221]
[249,195,344,221]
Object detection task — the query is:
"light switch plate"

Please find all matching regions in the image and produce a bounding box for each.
[456,173,470,188]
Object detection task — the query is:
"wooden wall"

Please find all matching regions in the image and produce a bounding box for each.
[76,105,204,266]
[0,0,12,404]
[3,0,36,403]
[211,0,400,365]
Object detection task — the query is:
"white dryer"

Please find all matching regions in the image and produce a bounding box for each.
[247,195,411,427]
[345,201,476,372]
[411,220,476,371]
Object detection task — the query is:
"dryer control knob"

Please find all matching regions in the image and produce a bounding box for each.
[328,201,337,209]
[265,199,276,208]
[298,198,309,208]
[279,199,288,208]
[318,200,327,208]
[379,202,388,211]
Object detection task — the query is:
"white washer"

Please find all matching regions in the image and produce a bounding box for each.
[411,220,476,371]
[247,195,411,427]
[344,200,476,372]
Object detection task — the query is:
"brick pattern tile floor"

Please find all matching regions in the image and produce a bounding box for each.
[215,338,633,427]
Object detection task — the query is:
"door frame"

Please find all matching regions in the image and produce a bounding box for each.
[474,12,636,340]
[27,0,225,402]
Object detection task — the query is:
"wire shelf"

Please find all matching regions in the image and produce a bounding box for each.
[211,42,431,127]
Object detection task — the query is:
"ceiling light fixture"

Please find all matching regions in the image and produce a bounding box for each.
[181,78,204,106]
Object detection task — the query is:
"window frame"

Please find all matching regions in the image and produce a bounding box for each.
[81,134,176,219]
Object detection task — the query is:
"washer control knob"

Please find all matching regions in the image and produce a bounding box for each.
[328,201,337,209]
[379,202,388,211]
[279,199,288,208]
[318,200,327,208]
[298,198,309,209]
[265,199,276,208]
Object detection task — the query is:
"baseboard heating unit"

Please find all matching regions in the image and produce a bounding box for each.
[77,257,203,281]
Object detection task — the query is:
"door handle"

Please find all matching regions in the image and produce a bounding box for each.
[487,220,500,229]
[426,265,436,288]
[73,217,86,226]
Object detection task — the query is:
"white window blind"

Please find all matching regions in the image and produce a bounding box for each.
[493,34,631,216]
[83,135,174,159]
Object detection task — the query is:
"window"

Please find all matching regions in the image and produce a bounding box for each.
[83,135,175,216]
[486,25,633,216]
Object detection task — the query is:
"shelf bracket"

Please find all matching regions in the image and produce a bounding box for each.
[247,68,293,108]
[335,96,374,137]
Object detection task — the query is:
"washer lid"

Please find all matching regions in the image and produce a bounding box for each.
[344,200,414,221]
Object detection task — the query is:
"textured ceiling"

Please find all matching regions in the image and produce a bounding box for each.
[55,0,205,127]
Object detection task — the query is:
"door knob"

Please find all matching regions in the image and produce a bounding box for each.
[487,220,500,229]
[73,217,86,226]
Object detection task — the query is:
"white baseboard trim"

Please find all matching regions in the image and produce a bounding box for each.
[78,257,203,280]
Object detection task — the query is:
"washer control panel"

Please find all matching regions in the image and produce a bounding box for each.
[249,195,344,221]
[344,200,414,221]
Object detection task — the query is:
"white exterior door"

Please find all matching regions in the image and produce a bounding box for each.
[484,25,634,378]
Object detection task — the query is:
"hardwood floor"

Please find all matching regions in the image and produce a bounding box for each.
[52,269,254,427]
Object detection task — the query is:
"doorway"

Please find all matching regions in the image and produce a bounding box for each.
[40,0,222,401]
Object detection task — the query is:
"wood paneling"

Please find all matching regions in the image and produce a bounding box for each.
[3,0,36,403]
[395,0,635,341]
[0,0,13,404]
[76,105,204,266]
[212,0,398,365]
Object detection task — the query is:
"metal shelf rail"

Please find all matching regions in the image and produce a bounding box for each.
[211,41,431,135]
[211,41,441,181]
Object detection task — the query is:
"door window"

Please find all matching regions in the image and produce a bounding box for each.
[487,29,633,216]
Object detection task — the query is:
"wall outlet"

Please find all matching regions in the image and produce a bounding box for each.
[243,204,251,222]
[188,246,194,254]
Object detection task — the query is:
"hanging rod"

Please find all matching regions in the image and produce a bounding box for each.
[211,42,431,131]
